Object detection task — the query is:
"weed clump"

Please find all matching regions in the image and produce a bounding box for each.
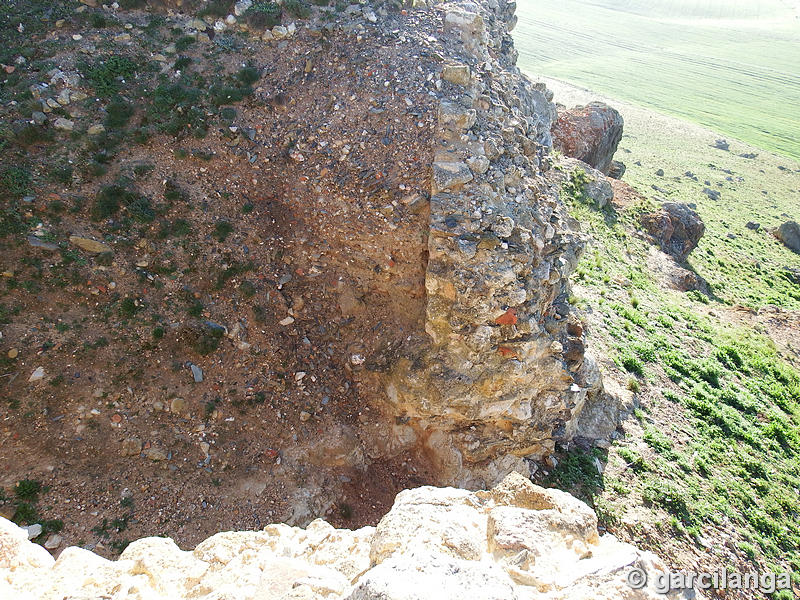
[174,35,196,52]
[92,184,151,222]
[284,0,311,18]
[245,1,282,28]
[214,221,234,242]
[14,479,42,501]
[237,65,261,86]
[84,55,138,97]
[0,167,31,199]
[105,97,135,129]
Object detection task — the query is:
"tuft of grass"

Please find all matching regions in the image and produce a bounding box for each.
[245,1,283,28]
[92,184,153,223]
[1,167,32,199]
[283,0,311,18]
[14,479,42,501]
[105,97,135,129]
[119,297,140,318]
[237,65,261,86]
[213,221,234,242]
[174,35,196,52]
[199,0,235,17]
[83,55,138,97]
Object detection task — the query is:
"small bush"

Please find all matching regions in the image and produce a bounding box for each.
[150,83,206,137]
[12,502,38,526]
[618,447,649,472]
[187,300,204,318]
[92,184,152,222]
[239,280,257,298]
[194,324,224,355]
[686,289,710,304]
[643,428,674,454]
[158,218,191,239]
[88,12,108,28]
[208,84,252,107]
[542,449,604,503]
[130,166,152,181]
[51,165,74,186]
[643,479,694,525]
[13,124,55,147]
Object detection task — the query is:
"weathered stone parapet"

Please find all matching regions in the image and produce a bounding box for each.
[0,474,701,600]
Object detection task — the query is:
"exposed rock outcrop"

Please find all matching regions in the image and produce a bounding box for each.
[776,220,800,254]
[382,0,613,487]
[551,102,624,174]
[0,474,700,600]
[639,202,705,261]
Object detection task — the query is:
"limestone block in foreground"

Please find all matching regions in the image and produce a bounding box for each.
[0,473,700,600]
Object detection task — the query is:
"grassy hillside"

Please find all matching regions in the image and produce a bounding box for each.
[540,78,800,310]
[530,79,800,598]
[513,0,800,160]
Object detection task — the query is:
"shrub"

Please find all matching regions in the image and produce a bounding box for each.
[643,479,694,525]
[88,12,108,28]
[14,124,54,147]
[174,56,192,71]
[12,502,38,526]
[194,323,224,355]
[50,165,73,186]
[643,428,674,454]
[150,83,206,137]
[157,218,191,239]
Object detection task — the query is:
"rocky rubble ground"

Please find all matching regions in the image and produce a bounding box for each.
[0,0,632,556]
[0,473,700,600]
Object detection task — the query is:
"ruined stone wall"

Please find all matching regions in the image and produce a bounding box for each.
[382,0,608,487]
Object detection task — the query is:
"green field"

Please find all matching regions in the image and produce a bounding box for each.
[513,0,800,160]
